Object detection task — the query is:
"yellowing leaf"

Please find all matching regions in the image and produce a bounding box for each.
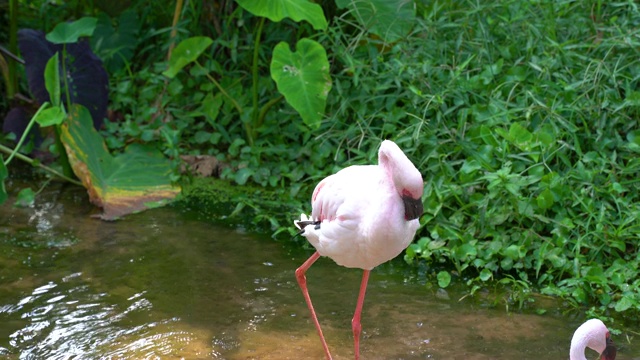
[163,36,213,78]
[60,105,180,220]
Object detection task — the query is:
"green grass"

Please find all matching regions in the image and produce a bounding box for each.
[344,0,640,322]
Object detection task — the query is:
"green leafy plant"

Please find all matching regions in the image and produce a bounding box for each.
[0,101,82,205]
[1,16,179,216]
[0,155,7,204]
[163,0,331,145]
[335,0,416,44]
[396,0,640,321]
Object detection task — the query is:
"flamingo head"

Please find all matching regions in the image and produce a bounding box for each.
[378,140,424,221]
[570,319,616,360]
[601,333,616,360]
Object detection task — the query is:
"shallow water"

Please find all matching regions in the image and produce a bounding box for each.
[0,183,638,359]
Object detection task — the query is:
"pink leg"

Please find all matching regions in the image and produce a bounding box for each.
[352,270,370,360]
[296,251,332,360]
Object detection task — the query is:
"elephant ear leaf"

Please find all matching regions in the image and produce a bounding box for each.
[18,29,109,129]
[60,104,180,220]
[335,0,416,44]
[45,17,97,44]
[270,38,331,129]
[236,0,327,30]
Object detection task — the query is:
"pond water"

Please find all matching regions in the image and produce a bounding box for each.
[0,182,638,359]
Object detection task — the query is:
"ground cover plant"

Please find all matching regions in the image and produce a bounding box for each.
[1,0,640,327]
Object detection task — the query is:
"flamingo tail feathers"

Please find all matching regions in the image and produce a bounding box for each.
[294,214,321,235]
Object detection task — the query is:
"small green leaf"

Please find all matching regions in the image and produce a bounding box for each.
[163,36,214,78]
[503,245,521,260]
[546,251,566,269]
[500,257,513,270]
[453,243,477,260]
[608,240,626,253]
[198,93,223,125]
[46,17,98,44]
[271,38,332,129]
[194,131,212,144]
[615,295,634,312]
[14,188,35,207]
[479,268,493,281]
[584,266,606,283]
[44,53,61,107]
[236,0,327,30]
[34,106,66,127]
[611,182,627,194]
[234,167,254,185]
[460,159,482,174]
[610,271,624,286]
[437,271,451,288]
[0,155,7,205]
[509,122,533,147]
[599,292,611,306]
[494,127,510,141]
[335,0,416,43]
[536,188,554,210]
[480,125,498,147]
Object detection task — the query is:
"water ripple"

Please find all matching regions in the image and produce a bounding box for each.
[1,273,193,359]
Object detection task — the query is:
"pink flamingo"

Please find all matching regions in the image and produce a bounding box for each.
[294,140,423,359]
[570,319,617,360]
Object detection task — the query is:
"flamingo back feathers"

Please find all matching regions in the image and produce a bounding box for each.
[296,140,424,270]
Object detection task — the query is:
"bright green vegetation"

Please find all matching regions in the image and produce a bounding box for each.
[2,0,640,325]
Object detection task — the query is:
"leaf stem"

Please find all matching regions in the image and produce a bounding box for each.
[200,64,243,114]
[250,17,266,141]
[61,44,72,109]
[167,0,185,61]
[4,102,48,165]
[0,143,82,186]
[257,95,283,129]
[197,60,255,146]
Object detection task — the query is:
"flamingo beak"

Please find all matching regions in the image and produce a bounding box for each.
[600,334,617,360]
[402,195,423,221]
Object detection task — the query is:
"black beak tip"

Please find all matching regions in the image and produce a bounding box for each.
[601,337,616,360]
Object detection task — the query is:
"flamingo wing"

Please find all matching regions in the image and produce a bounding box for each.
[299,165,387,268]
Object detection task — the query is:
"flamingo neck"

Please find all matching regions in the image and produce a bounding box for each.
[570,319,609,360]
[569,342,588,360]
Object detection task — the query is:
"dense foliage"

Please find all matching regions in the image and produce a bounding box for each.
[2,0,640,324]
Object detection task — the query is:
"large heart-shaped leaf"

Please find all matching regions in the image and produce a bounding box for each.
[236,0,327,30]
[60,105,180,220]
[163,36,214,78]
[336,0,416,43]
[270,38,331,129]
[91,10,140,73]
[46,17,97,44]
[18,29,109,129]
